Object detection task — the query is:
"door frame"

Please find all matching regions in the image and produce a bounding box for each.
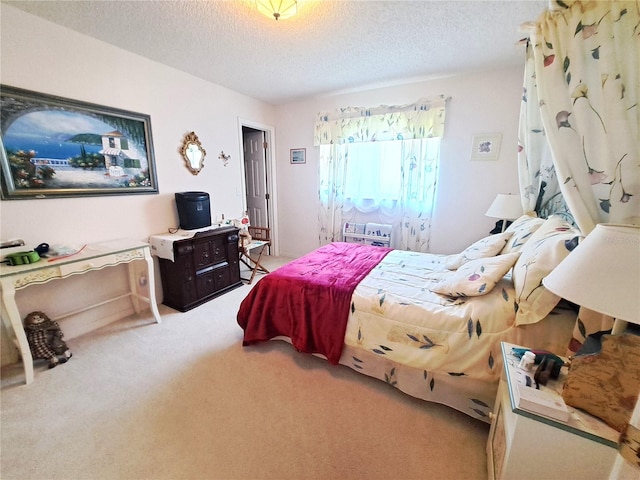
[237,117,279,256]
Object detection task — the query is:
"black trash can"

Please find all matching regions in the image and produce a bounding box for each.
[175,191,211,230]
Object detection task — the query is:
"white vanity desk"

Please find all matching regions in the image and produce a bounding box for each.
[0,239,161,385]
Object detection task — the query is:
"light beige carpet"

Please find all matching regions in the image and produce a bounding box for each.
[1,257,489,480]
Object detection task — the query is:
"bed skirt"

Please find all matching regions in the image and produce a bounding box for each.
[338,343,497,422]
[272,305,576,424]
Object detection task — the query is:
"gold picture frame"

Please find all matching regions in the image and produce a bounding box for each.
[1,85,158,199]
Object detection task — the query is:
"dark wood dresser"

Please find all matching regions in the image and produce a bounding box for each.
[157,226,241,312]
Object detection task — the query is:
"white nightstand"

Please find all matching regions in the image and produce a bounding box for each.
[486,342,619,480]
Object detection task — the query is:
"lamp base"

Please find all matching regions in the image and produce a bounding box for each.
[489,219,512,235]
[562,333,640,432]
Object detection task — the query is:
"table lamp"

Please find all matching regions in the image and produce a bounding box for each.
[542,223,639,334]
[485,194,523,232]
[542,223,640,473]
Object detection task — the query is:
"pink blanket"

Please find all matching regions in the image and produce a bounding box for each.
[237,242,391,364]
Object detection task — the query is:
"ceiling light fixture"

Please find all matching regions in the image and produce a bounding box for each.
[256,0,297,20]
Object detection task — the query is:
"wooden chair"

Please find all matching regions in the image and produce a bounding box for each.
[239,226,271,284]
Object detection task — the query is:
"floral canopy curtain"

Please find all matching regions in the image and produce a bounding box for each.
[518,41,573,222]
[529,0,639,233]
[314,96,448,251]
[523,0,640,350]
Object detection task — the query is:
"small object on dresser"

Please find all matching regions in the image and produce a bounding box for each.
[515,384,570,422]
[533,355,563,385]
[0,239,25,249]
[5,250,40,266]
[518,351,536,371]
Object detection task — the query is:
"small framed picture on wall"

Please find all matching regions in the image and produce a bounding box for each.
[470,133,502,161]
[290,148,306,164]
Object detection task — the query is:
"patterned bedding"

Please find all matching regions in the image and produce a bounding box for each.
[238,225,578,421]
[346,249,558,384]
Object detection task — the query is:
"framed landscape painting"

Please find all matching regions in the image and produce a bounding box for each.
[0,85,158,199]
[290,148,306,164]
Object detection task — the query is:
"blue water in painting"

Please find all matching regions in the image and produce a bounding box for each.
[4,136,102,160]
[3,109,109,160]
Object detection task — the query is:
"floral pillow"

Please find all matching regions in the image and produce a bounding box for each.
[445,231,513,270]
[432,253,521,297]
[500,214,545,254]
[512,216,583,326]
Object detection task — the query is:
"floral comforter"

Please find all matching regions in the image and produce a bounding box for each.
[345,250,519,383]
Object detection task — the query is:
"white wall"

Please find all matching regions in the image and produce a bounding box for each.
[1,5,275,246]
[274,68,524,258]
[0,5,275,364]
[0,4,525,367]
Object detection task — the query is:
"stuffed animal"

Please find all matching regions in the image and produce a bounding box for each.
[23,311,72,369]
[233,212,252,247]
[238,230,252,248]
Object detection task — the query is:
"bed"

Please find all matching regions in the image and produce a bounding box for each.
[237,214,581,422]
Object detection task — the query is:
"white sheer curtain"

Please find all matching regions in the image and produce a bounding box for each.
[315,96,448,251]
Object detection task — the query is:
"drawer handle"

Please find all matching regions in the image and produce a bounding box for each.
[488,411,496,421]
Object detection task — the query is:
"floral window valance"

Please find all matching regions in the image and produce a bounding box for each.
[313,95,449,146]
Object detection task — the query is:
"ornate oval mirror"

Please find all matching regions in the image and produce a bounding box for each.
[180,131,206,175]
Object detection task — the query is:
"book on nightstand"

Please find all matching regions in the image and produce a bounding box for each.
[515,384,570,422]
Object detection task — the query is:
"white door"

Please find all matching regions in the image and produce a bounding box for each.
[243,128,268,228]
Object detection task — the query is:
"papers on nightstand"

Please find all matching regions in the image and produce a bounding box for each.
[502,342,619,446]
[515,384,570,422]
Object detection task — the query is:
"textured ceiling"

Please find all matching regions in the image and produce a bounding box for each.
[4,0,548,105]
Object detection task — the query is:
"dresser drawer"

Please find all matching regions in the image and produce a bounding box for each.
[213,265,231,291]
[196,267,216,297]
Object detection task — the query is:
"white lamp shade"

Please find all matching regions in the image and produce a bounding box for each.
[485,194,523,220]
[542,224,640,324]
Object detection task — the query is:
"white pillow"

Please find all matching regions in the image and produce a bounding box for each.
[446,231,513,270]
[512,216,583,325]
[432,253,521,297]
[501,214,545,254]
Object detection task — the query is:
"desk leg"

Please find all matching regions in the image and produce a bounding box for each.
[127,262,141,315]
[0,280,34,385]
[143,249,162,324]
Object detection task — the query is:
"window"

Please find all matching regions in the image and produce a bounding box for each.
[344,141,403,201]
[315,96,447,251]
[321,137,440,209]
